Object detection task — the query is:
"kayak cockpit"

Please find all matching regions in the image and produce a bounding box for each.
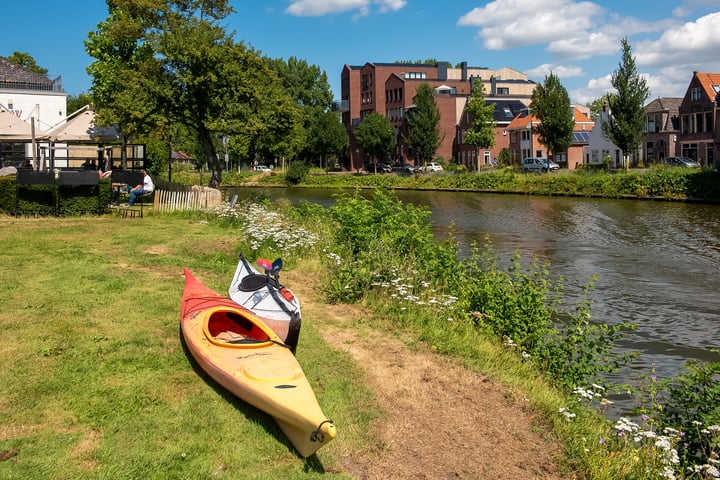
[204,310,273,348]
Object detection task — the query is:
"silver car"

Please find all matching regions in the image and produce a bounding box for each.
[522,157,558,173]
[664,156,700,168]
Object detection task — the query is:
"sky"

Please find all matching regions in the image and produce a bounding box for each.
[4,0,720,106]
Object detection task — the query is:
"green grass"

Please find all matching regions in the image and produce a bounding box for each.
[0,214,375,479]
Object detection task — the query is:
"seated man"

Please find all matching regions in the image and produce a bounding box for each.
[127,169,154,206]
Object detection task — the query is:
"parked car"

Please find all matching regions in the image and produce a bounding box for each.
[522,158,558,173]
[664,156,700,168]
[364,162,391,173]
[253,165,272,172]
[391,164,417,175]
[423,162,444,173]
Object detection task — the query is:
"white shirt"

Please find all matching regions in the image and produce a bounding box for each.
[143,174,154,192]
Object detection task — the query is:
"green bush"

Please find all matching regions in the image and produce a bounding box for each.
[284,160,310,186]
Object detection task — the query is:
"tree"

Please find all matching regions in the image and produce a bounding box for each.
[267,56,334,165]
[405,83,443,167]
[7,51,48,74]
[603,38,650,170]
[531,72,574,161]
[354,112,396,170]
[86,0,300,187]
[66,93,94,114]
[85,3,160,170]
[586,94,617,119]
[463,82,496,171]
[307,111,348,169]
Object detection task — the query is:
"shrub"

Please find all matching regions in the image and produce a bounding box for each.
[284,160,309,185]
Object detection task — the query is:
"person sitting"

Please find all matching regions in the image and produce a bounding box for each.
[127,169,154,206]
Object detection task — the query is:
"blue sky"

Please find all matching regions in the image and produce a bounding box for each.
[4,0,720,105]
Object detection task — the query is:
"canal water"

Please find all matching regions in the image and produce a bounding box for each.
[229,186,720,398]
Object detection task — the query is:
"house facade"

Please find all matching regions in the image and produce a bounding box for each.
[644,97,681,164]
[339,61,536,170]
[506,106,593,169]
[583,104,625,168]
[0,57,66,167]
[677,71,720,167]
[455,99,528,169]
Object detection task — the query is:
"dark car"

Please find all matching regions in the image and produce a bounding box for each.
[365,162,391,173]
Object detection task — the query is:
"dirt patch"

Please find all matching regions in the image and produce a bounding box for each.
[285,271,568,480]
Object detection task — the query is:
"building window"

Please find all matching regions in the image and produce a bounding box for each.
[483,151,491,165]
[691,87,701,101]
[497,87,509,95]
[402,72,427,80]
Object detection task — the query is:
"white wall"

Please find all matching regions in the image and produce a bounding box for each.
[1,89,68,166]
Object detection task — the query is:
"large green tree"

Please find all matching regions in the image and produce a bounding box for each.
[463,82,496,171]
[531,72,574,161]
[405,83,443,167]
[7,51,48,74]
[267,56,334,165]
[354,112,396,170]
[603,38,650,170]
[86,3,164,170]
[86,0,300,187]
[307,111,348,169]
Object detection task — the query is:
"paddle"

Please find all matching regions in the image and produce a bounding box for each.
[271,258,283,276]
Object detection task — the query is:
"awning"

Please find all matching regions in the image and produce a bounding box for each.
[48,108,119,143]
[0,109,48,142]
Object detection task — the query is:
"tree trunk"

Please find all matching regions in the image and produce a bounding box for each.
[198,129,221,188]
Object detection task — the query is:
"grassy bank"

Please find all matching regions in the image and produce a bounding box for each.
[0,214,377,479]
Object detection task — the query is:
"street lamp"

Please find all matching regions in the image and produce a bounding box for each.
[355,148,360,173]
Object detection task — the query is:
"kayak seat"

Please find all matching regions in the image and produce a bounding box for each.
[208,311,268,342]
[238,274,268,292]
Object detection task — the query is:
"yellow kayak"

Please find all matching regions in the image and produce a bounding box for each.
[180,268,336,457]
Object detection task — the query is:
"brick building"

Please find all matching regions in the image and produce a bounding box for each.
[338,61,536,170]
[677,71,720,167]
[507,107,593,170]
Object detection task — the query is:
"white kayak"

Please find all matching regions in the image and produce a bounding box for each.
[229,255,301,353]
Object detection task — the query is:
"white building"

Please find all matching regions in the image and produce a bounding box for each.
[0,56,67,167]
[583,105,623,167]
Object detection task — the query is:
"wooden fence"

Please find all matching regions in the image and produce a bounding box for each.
[153,186,223,212]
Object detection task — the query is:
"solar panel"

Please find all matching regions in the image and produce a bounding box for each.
[573,132,590,143]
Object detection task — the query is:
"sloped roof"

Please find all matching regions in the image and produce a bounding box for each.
[0,57,54,91]
[0,108,48,141]
[507,107,593,130]
[490,100,527,123]
[48,108,119,143]
[645,97,682,113]
[695,72,720,100]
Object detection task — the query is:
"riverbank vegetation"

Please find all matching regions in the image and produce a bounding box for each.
[165,162,720,203]
[212,190,719,479]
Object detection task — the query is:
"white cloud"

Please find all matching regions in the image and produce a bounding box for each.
[458,0,604,50]
[525,63,584,80]
[569,74,614,105]
[285,0,405,17]
[634,12,720,67]
[548,32,618,60]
